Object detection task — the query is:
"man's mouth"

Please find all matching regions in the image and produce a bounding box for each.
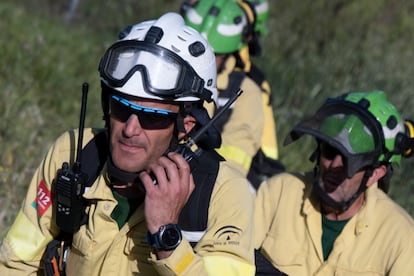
[118,139,144,153]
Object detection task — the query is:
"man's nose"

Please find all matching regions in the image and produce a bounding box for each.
[330,153,344,168]
[123,114,144,136]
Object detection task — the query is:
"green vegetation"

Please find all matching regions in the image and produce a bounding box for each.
[1,0,414,239]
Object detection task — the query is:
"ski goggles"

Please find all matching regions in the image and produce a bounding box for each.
[99,40,210,101]
[110,95,178,129]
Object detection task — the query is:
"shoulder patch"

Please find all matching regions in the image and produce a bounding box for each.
[35,179,52,216]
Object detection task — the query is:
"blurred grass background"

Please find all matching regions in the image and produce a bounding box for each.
[1,0,414,239]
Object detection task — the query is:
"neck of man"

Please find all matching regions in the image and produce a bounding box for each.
[322,193,366,221]
[107,157,146,199]
[112,181,145,200]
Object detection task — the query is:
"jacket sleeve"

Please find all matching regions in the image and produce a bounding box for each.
[149,162,256,275]
[253,173,285,249]
[387,214,414,275]
[0,130,77,275]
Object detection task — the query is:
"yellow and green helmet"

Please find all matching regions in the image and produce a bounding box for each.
[284,91,406,177]
[182,0,253,54]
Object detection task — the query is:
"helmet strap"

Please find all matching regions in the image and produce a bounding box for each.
[101,81,111,128]
[378,163,393,193]
[176,113,186,133]
[313,165,373,213]
[176,102,197,134]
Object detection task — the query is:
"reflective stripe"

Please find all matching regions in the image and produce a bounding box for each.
[404,120,414,156]
[5,211,51,261]
[174,252,195,274]
[204,255,255,275]
[261,89,279,159]
[238,46,251,72]
[237,0,255,25]
[182,230,206,243]
[216,145,252,170]
[261,144,278,160]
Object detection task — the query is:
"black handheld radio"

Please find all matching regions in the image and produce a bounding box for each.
[148,89,243,185]
[55,83,90,234]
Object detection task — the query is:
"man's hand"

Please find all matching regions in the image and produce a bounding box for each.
[140,151,195,234]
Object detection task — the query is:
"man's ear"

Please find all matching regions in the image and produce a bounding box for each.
[367,164,387,188]
[178,115,196,139]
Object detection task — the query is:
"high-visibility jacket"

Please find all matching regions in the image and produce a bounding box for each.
[238,46,279,161]
[214,55,265,173]
[254,172,414,275]
[0,128,255,275]
[213,54,284,187]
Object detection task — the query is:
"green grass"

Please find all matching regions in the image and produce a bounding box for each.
[1,0,414,239]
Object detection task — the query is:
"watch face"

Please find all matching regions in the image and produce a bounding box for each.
[161,226,182,247]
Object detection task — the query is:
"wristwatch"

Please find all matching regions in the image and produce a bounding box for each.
[147,224,182,251]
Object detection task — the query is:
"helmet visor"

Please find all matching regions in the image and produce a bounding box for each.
[284,101,384,177]
[100,40,211,101]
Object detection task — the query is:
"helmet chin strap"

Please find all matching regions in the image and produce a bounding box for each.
[313,166,373,213]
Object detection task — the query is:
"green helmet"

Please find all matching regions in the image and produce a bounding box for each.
[284,91,406,177]
[245,0,269,36]
[182,0,253,54]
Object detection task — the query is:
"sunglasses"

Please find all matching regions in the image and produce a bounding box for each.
[320,143,343,160]
[110,95,178,129]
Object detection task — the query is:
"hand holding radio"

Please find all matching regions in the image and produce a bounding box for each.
[141,89,243,234]
[140,151,195,234]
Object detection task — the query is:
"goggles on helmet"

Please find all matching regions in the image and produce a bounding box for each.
[110,95,178,130]
[99,40,211,101]
[285,100,385,178]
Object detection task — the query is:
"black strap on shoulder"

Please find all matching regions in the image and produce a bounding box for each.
[178,149,224,231]
[79,130,108,188]
[247,149,285,189]
[75,130,108,227]
[215,71,246,133]
[226,71,246,95]
[247,64,266,90]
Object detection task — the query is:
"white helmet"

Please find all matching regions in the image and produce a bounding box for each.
[99,12,217,103]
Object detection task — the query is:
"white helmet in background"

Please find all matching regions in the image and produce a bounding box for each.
[99,12,217,103]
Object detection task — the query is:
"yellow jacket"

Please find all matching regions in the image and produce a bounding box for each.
[215,56,265,173]
[254,172,414,275]
[0,128,255,275]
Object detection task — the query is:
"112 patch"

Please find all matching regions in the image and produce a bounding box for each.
[32,179,52,216]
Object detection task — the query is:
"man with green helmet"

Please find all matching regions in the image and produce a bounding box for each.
[254,90,414,275]
[181,0,284,187]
